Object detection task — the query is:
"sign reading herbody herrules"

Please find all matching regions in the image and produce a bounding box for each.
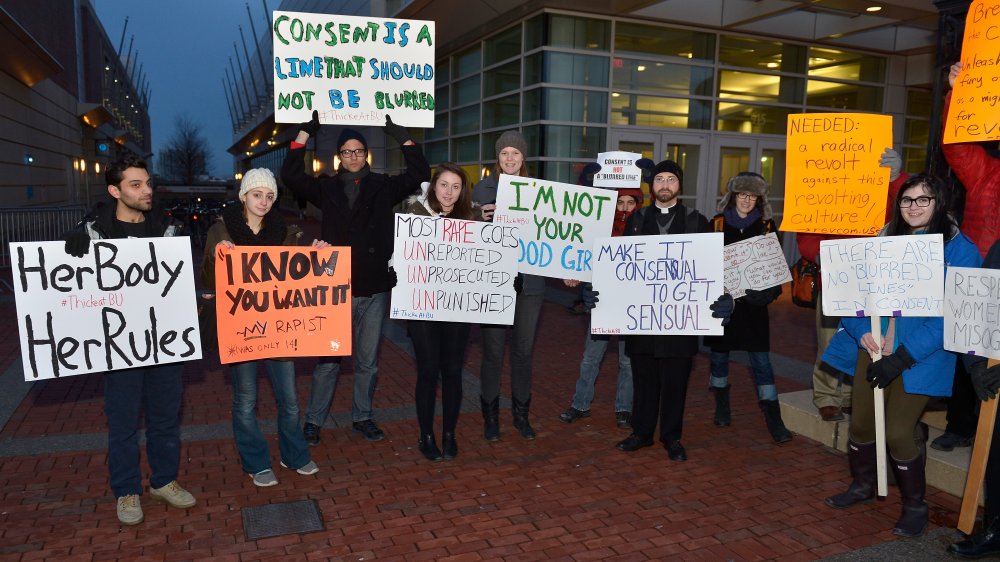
[11,238,202,381]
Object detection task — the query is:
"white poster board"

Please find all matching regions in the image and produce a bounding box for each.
[272,11,435,127]
[724,233,792,299]
[944,267,1000,360]
[390,214,520,324]
[493,174,615,282]
[590,232,725,336]
[820,234,945,317]
[594,151,642,188]
[11,238,202,381]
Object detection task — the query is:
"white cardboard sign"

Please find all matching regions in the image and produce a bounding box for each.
[819,234,945,317]
[590,232,725,336]
[944,266,1000,360]
[390,214,520,324]
[11,238,202,381]
[272,11,435,127]
[724,233,792,299]
[594,151,643,188]
[493,174,615,282]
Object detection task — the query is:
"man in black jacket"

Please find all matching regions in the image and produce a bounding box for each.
[62,157,195,526]
[281,112,430,444]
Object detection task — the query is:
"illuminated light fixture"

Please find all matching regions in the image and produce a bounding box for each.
[655,62,664,67]
[586,42,598,49]
[866,6,881,12]
[637,65,646,72]
[312,159,321,173]
[73,159,80,171]
[235,172,243,180]
[79,158,86,170]
[611,92,621,97]
[766,62,779,69]
[245,150,252,156]
[761,156,769,162]
[24,154,34,164]
[94,162,101,174]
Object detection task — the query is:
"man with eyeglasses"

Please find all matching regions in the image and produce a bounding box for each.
[281,111,430,445]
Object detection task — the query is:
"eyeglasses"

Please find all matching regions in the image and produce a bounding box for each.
[653,175,679,184]
[735,192,758,201]
[899,196,934,208]
[339,148,367,158]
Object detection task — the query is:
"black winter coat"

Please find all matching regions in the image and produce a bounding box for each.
[280,144,430,297]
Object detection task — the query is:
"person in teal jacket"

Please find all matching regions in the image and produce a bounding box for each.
[821,174,982,538]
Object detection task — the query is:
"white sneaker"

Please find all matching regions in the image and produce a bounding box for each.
[251,469,278,487]
[149,481,196,509]
[116,494,144,525]
[280,460,319,475]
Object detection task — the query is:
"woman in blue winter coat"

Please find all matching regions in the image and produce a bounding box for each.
[822,174,982,537]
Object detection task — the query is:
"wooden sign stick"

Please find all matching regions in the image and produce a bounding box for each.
[958,357,1000,534]
[869,315,888,498]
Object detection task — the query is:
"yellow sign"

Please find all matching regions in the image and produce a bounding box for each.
[780,113,892,236]
[944,0,1000,144]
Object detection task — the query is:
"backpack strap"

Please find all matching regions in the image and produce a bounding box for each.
[712,216,725,233]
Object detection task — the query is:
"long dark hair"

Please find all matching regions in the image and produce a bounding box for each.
[427,162,474,220]
[885,173,952,236]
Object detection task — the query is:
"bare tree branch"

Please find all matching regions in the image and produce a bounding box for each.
[160,115,209,184]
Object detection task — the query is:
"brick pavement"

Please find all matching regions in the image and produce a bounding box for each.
[0,231,968,561]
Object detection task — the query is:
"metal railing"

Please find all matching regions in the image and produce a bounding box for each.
[0,206,87,268]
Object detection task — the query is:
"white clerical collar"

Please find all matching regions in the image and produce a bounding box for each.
[655,201,678,213]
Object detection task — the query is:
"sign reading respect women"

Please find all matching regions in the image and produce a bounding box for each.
[272,11,435,127]
[944,267,1000,359]
[493,174,615,282]
[11,238,202,381]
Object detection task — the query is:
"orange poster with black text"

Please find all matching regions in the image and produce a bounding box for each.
[780,113,891,236]
[214,245,351,363]
[944,0,1000,144]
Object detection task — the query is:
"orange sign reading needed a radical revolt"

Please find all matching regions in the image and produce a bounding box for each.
[215,245,352,363]
[944,0,1000,144]
[780,113,892,236]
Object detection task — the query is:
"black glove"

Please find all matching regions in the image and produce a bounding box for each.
[384,115,410,145]
[389,267,398,289]
[866,345,916,389]
[743,286,780,307]
[969,360,1000,401]
[581,283,600,310]
[709,294,735,326]
[299,109,320,137]
[63,229,91,257]
[635,158,656,185]
[513,273,523,294]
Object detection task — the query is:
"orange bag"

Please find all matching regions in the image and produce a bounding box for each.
[790,257,819,308]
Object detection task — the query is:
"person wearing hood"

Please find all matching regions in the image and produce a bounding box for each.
[281,111,430,445]
[821,174,981,538]
[202,168,327,487]
[704,172,791,443]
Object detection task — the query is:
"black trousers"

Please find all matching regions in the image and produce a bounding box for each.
[629,355,693,444]
[408,320,470,435]
[984,397,1000,521]
[946,359,979,438]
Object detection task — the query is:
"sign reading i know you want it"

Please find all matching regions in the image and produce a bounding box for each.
[272,11,435,127]
[11,238,202,381]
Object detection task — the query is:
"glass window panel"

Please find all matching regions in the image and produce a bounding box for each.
[453,105,480,135]
[905,118,930,147]
[903,147,926,173]
[425,141,448,167]
[452,46,481,78]
[541,125,606,158]
[484,60,520,97]
[461,164,482,186]
[435,86,449,111]
[436,59,450,83]
[614,22,714,62]
[523,88,541,121]
[482,130,504,161]
[485,26,522,65]
[452,75,480,107]
[808,47,885,82]
[548,14,610,51]
[537,161,574,184]
[613,59,713,96]
[618,140,655,160]
[451,134,478,162]
[761,148,786,213]
[523,125,541,156]
[483,94,520,129]
[716,102,794,135]
[525,15,543,51]
[536,88,607,123]
[719,35,806,74]
[611,94,711,129]
[907,89,932,116]
[524,52,608,87]
[524,53,542,86]
[718,70,804,103]
[806,80,883,111]
[427,113,449,140]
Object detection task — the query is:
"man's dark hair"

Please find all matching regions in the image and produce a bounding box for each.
[106,157,148,187]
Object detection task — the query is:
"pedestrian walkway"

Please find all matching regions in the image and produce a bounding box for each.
[0,252,975,561]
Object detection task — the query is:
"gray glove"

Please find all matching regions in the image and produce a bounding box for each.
[879,148,902,182]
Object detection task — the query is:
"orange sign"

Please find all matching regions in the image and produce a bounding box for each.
[944,0,1000,144]
[214,246,352,363]
[780,113,892,236]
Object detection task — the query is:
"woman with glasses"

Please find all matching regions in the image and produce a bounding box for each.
[705,172,792,443]
[821,174,981,537]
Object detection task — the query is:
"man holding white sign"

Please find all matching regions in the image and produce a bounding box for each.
[60,158,197,526]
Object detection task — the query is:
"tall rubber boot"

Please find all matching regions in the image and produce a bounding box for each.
[891,451,928,537]
[759,399,792,443]
[480,396,500,442]
[825,439,877,509]
[512,396,536,440]
[710,385,731,427]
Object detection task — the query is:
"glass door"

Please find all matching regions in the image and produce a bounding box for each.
[609,129,710,216]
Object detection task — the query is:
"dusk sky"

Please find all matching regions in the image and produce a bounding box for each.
[92,1,273,177]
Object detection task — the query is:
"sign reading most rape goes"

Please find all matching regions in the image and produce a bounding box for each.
[780,113,892,236]
[272,11,435,127]
[944,0,1000,144]
[12,238,202,381]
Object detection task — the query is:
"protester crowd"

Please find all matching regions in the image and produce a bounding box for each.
[57,61,1000,560]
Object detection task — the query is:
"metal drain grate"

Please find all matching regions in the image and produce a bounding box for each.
[242,499,325,540]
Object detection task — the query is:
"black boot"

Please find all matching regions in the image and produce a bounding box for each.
[710,386,731,427]
[825,439,876,509]
[480,396,500,441]
[441,432,458,459]
[892,451,928,537]
[759,400,792,443]
[418,434,443,461]
[949,515,1000,558]
[512,396,536,440]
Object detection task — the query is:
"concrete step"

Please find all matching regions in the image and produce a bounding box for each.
[779,389,979,503]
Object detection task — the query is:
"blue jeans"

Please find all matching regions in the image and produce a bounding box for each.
[306,292,388,425]
[709,351,777,401]
[105,363,183,497]
[571,320,633,413]
[231,359,310,474]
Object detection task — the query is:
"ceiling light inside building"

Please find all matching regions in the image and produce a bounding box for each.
[637,65,646,72]
[866,6,881,12]
[766,62,779,69]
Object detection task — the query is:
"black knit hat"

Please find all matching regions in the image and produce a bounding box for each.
[652,160,683,190]
[336,128,368,151]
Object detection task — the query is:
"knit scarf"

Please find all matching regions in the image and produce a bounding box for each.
[339,165,370,209]
[724,207,761,230]
[222,202,287,246]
